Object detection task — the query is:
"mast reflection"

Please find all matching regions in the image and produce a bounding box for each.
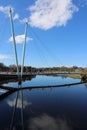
[10,84,24,130]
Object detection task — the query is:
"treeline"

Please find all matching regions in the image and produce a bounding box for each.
[0,63,36,73]
[0,63,87,74]
[37,66,87,74]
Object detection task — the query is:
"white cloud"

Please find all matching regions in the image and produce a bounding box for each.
[13,13,19,20]
[7,98,32,109]
[28,0,78,30]
[0,5,19,20]
[20,18,28,24]
[0,5,12,16]
[9,34,32,44]
[0,54,13,60]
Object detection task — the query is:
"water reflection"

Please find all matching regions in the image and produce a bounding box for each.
[3,75,80,88]
[0,74,36,86]
[7,96,32,109]
[9,85,25,130]
[84,83,87,88]
[0,75,87,130]
[8,89,73,130]
[57,74,69,79]
[10,91,19,130]
[28,114,72,130]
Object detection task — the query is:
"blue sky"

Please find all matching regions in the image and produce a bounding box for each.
[0,0,87,67]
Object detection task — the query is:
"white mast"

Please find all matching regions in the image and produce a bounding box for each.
[21,22,28,80]
[9,8,20,81]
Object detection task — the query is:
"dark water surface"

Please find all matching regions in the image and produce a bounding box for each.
[0,75,87,130]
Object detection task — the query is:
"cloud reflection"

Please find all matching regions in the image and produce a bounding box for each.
[7,98,32,109]
[28,114,72,130]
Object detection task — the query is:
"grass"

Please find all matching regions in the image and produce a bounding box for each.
[68,74,81,79]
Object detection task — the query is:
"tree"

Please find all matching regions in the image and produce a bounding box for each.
[9,64,17,72]
[0,63,6,72]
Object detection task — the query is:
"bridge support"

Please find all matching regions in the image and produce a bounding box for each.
[21,22,28,83]
[9,8,28,85]
[9,8,20,83]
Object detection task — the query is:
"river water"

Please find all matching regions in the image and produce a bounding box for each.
[0,75,87,130]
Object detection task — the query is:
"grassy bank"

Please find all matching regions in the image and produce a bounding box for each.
[69,74,81,79]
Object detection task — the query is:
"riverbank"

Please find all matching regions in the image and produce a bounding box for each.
[68,73,81,79]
